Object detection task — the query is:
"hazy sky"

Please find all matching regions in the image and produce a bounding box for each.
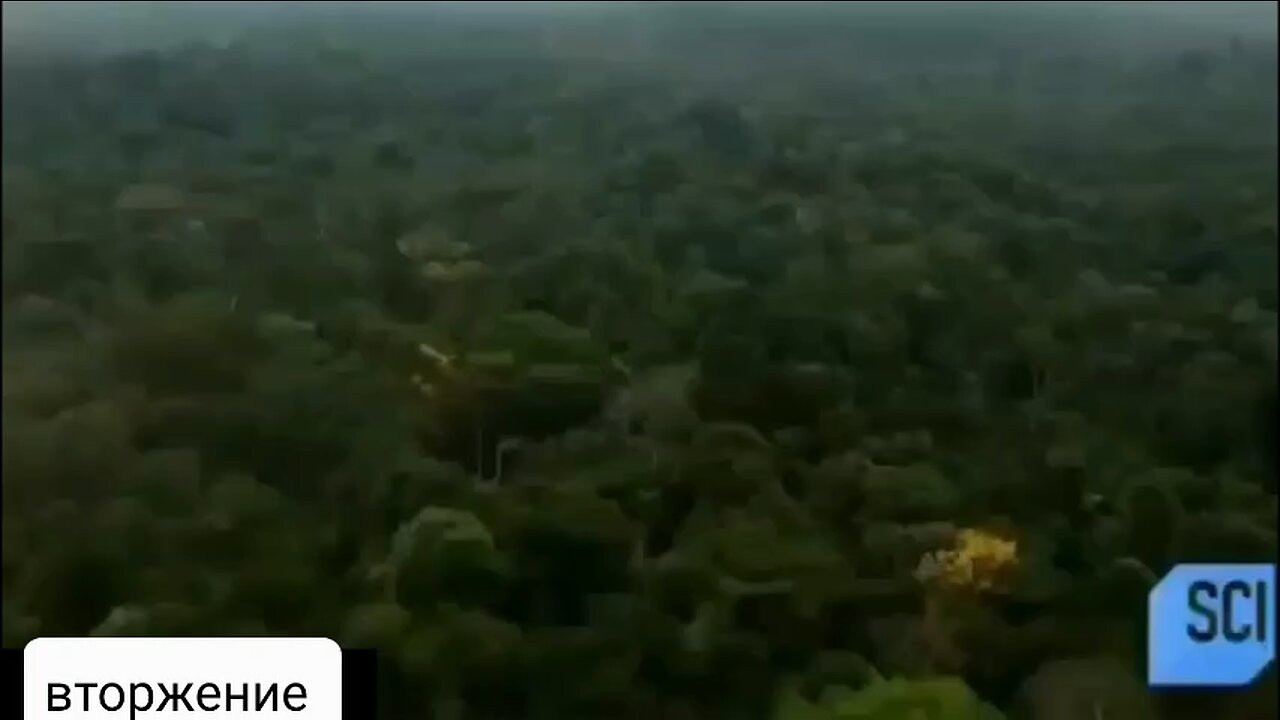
[3,1,1276,55]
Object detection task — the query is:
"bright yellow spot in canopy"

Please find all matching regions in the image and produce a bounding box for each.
[914,528,1018,593]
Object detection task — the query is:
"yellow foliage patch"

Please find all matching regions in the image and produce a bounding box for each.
[914,528,1018,593]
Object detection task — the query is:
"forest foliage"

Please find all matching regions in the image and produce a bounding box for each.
[2,3,1277,719]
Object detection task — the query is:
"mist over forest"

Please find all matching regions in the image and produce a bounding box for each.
[4,1,1278,55]
[2,2,1277,719]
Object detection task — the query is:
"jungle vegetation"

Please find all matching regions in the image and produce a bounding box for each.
[2,3,1277,719]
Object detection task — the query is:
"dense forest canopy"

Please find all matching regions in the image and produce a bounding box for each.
[2,2,1277,719]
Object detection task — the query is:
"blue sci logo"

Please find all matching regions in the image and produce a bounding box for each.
[1148,563,1276,688]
